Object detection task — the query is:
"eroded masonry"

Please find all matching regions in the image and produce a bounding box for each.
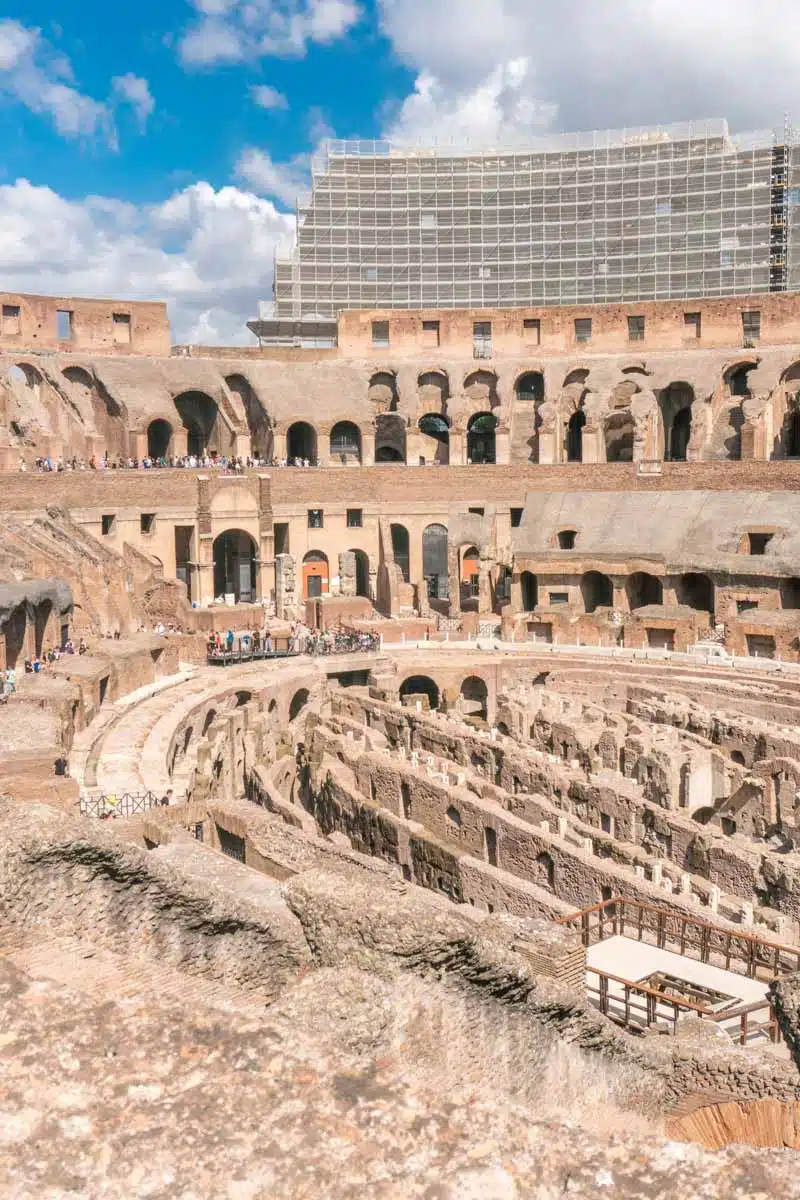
[7,285,800,1194]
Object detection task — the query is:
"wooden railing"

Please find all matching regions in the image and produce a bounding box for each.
[559,896,800,980]
[587,965,781,1046]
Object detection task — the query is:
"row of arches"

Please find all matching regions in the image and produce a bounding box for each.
[518,571,716,615]
[398,673,489,720]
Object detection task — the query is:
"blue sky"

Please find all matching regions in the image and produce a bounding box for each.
[0,0,798,342]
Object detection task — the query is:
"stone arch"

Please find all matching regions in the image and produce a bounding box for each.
[303,550,329,599]
[202,709,217,737]
[368,371,398,412]
[422,523,448,602]
[147,419,173,460]
[515,371,544,404]
[566,405,586,462]
[174,390,227,458]
[581,571,613,613]
[678,573,715,614]
[390,524,410,582]
[287,421,317,463]
[460,674,488,721]
[375,412,406,462]
[659,382,694,461]
[467,411,497,464]
[564,368,590,387]
[330,421,362,464]
[604,410,635,462]
[212,529,257,603]
[418,371,449,416]
[725,360,757,398]
[419,412,450,464]
[226,374,272,459]
[289,688,310,721]
[463,369,499,410]
[64,365,126,457]
[521,571,538,611]
[399,675,440,710]
[626,572,663,610]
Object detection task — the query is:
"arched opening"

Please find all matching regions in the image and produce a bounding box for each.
[460,546,480,609]
[785,409,800,458]
[626,572,663,610]
[658,382,694,461]
[567,406,586,462]
[375,412,406,463]
[464,370,499,409]
[679,573,715,615]
[202,709,217,737]
[399,675,440,711]
[460,675,488,721]
[418,413,450,465]
[557,530,577,550]
[731,750,746,765]
[289,688,310,721]
[227,374,272,460]
[287,421,317,463]
[303,550,329,599]
[521,571,538,611]
[581,571,613,613]
[330,420,361,464]
[467,412,497,464]
[564,369,589,387]
[422,523,448,604]
[728,364,754,398]
[3,605,26,668]
[64,365,126,457]
[368,371,398,411]
[174,391,225,458]
[535,851,555,891]
[350,549,370,598]
[147,419,172,460]
[605,411,635,462]
[390,524,410,582]
[212,530,257,603]
[516,372,544,404]
[235,690,253,708]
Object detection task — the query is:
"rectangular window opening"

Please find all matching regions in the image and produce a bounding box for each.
[2,304,21,335]
[748,532,773,555]
[628,315,645,342]
[473,320,492,359]
[510,507,523,528]
[101,514,115,536]
[140,513,155,534]
[112,312,131,344]
[308,509,324,529]
[742,310,761,345]
[56,309,73,341]
[371,319,389,347]
[684,312,701,338]
[575,317,592,343]
[346,508,363,528]
[274,522,289,555]
[422,319,440,347]
[523,318,541,345]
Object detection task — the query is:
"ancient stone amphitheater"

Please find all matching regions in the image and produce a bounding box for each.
[6,291,800,1196]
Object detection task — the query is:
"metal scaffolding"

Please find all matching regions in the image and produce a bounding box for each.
[269,118,796,325]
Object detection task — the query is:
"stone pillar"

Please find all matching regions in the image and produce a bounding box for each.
[449,426,466,466]
[495,425,510,465]
[405,428,422,465]
[233,432,251,459]
[275,554,298,621]
[257,475,275,608]
[273,430,287,462]
[196,534,215,606]
[448,546,461,616]
[612,577,628,612]
[361,428,375,467]
[173,427,188,458]
[339,551,357,597]
[317,425,332,468]
[478,562,492,615]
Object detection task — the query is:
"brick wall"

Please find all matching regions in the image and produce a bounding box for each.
[0,292,171,356]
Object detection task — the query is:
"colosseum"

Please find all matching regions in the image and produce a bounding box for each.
[7,271,800,1189]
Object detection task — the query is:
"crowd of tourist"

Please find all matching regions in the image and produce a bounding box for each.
[0,638,87,697]
[24,453,319,473]
[207,622,380,661]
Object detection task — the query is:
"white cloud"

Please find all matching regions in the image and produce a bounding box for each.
[179,0,360,66]
[112,74,155,129]
[378,0,800,142]
[236,147,310,208]
[250,83,288,110]
[0,19,115,145]
[0,178,295,343]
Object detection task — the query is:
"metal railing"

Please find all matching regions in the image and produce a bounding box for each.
[79,791,160,819]
[560,896,800,980]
